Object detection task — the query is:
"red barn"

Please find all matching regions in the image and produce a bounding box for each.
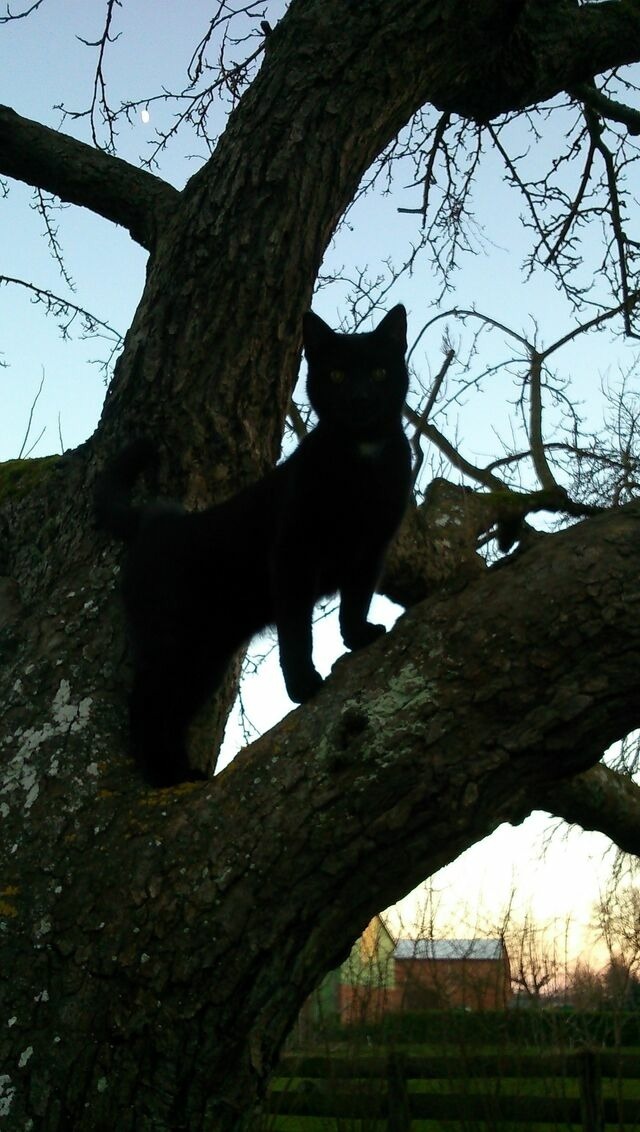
[392,938,511,1011]
[295,925,511,1036]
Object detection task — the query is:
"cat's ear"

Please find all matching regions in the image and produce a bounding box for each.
[375,304,407,351]
[303,310,335,359]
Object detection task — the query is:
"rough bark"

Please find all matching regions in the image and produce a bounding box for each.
[2,2,640,1129]
[539,764,640,857]
[3,502,640,1129]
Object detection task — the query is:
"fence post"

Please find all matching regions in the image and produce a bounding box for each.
[387,1051,410,1132]
[577,1047,604,1132]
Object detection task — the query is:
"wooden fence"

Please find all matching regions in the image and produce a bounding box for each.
[266,1049,640,1131]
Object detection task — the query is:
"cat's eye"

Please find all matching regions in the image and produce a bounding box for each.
[330,369,346,384]
[371,367,387,381]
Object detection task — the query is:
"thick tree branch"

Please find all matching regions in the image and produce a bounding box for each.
[413,0,640,122]
[382,480,489,607]
[4,500,640,1128]
[538,763,640,858]
[0,104,179,249]
[554,1,640,81]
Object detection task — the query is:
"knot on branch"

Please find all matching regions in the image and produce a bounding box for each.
[382,479,606,609]
[382,479,488,607]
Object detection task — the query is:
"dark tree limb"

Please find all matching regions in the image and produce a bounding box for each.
[580,98,639,337]
[539,764,640,858]
[4,499,640,1129]
[0,103,179,249]
[426,0,640,121]
[569,80,640,137]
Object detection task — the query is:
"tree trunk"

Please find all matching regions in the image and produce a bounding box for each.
[3,2,640,1128]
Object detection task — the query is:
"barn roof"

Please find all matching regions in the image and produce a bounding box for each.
[393,938,505,961]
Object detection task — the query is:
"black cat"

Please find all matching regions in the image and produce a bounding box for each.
[95,305,411,786]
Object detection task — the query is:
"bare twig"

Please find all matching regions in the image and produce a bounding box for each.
[409,347,454,486]
[0,0,46,22]
[33,190,75,291]
[287,399,307,441]
[581,97,640,337]
[403,406,506,492]
[539,291,640,361]
[544,137,597,268]
[18,367,45,459]
[57,2,267,166]
[74,0,123,153]
[487,91,640,324]
[0,276,123,379]
[409,306,532,365]
[0,276,121,340]
[408,302,640,524]
[397,111,451,225]
[486,121,557,267]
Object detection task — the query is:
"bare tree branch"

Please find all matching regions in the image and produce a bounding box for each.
[570,80,640,137]
[408,301,640,522]
[58,2,269,167]
[0,0,45,22]
[33,189,76,291]
[409,346,455,487]
[397,110,451,224]
[539,292,640,360]
[544,135,597,268]
[404,405,506,492]
[73,0,123,154]
[0,103,179,249]
[17,367,46,458]
[529,351,562,492]
[287,398,307,441]
[581,95,639,337]
[0,275,123,359]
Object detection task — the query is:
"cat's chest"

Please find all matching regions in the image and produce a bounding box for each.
[320,445,387,502]
[355,441,387,460]
[284,429,410,523]
[310,448,404,533]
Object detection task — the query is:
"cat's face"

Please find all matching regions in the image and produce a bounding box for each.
[303,305,408,437]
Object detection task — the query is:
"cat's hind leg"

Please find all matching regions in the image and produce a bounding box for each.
[129,659,209,787]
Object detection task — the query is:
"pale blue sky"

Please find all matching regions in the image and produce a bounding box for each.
[2,1,635,465]
[1,3,637,962]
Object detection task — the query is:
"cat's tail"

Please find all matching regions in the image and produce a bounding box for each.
[94,437,156,542]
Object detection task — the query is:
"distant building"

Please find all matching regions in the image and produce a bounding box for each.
[338,914,397,1025]
[339,920,511,1022]
[295,918,511,1036]
[392,937,511,1013]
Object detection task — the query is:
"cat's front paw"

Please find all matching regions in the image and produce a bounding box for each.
[286,668,324,704]
[343,621,386,652]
